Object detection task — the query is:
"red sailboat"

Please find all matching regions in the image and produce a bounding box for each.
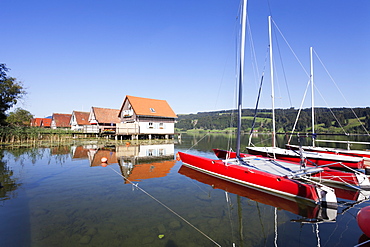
[246,146,365,170]
[177,1,337,207]
[213,148,370,190]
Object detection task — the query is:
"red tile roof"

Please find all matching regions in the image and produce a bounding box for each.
[120,95,177,118]
[90,149,117,167]
[125,160,176,183]
[73,111,90,125]
[52,113,72,128]
[42,118,52,127]
[30,118,52,127]
[91,107,120,124]
[72,146,89,159]
[30,118,43,127]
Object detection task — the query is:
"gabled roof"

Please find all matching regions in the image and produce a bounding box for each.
[72,111,90,125]
[31,118,43,127]
[125,160,176,183]
[120,95,177,118]
[31,118,52,127]
[52,113,72,128]
[90,149,117,167]
[91,107,120,124]
[42,118,52,127]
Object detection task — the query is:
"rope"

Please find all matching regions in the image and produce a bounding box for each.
[108,166,222,247]
[313,49,370,136]
[184,133,210,153]
[354,239,370,247]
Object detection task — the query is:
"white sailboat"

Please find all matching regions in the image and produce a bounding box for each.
[246,18,365,171]
[285,48,370,174]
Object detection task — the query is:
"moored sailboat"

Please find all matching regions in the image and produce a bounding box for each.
[246,29,365,170]
[177,0,337,207]
[213,148,370,190]
[284,47,370,173]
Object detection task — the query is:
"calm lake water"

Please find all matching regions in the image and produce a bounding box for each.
[1,133,370,247]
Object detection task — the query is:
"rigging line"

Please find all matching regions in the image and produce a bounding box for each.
[270,17,293,108]
[313,49,370,136]
[274,207,278,247]
[315,223,321,247]
[184,133,210,153]
[313,86,348,135]
[288,78,311,144]
[247,14,261,88]
[271,19,309,77]
[249,45,270,146]
[225,192,237,246]
[354,239,370,247]
[108,166,222,247]
[214,6,241,113]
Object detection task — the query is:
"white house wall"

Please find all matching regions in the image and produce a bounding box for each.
[137,144,174,157]
[138,122,174,134]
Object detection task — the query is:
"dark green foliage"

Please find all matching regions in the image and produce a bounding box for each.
[6,108,34,126]
[175,107,370,134]
[0,64,26,125]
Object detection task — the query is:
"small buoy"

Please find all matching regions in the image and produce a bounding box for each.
[176,153,181,161]
[101,157,108,163]
[357,206,370,237]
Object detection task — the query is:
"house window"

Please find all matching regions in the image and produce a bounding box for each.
[159,123,164,129]
[150,108,156,113]
[148,122,154,129]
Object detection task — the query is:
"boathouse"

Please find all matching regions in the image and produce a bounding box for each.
[116,95,177,139]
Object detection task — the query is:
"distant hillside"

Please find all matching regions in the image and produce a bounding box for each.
[175,107,370,134]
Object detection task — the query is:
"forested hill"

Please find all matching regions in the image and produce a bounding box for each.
[175,107,370,134]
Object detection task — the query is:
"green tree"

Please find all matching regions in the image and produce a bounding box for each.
[6,108,33,126]
[0,64,26,125]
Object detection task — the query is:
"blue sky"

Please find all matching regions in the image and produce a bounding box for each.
[2,0,369,118]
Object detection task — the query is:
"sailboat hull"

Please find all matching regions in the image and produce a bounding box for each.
[286,144,370,171]
[177,152,337,207]
[213,149,370,190]
[246,146,364,169]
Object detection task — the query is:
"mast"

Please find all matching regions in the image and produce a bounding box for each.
[268,16,276,149]
[236,0,247,158]
[310,47,315,147]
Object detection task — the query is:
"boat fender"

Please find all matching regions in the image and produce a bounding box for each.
[176,153,181,161]
[357,206,370,237]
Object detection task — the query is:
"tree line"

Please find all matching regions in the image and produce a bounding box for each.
[175,107,370,134]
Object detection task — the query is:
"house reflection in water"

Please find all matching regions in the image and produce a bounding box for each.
[117,143,175,183]
[73,143,176,183]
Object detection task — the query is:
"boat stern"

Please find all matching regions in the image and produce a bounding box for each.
[316,186,337,209]
[355,172,370,190]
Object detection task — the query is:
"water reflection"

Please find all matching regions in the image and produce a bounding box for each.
[71,143,176,183]
[0,135,369,246]
[178,165,336,223]
[0,150,21,203]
